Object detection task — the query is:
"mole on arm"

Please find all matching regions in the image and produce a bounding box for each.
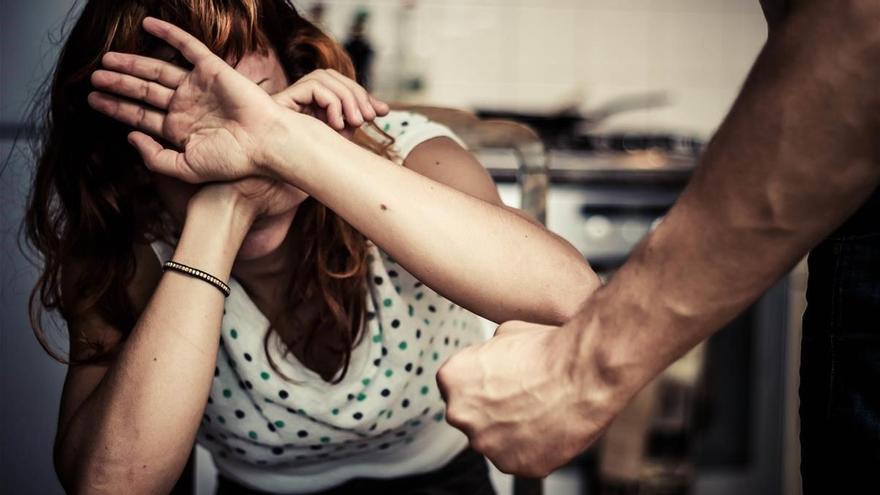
[380,204,388,211]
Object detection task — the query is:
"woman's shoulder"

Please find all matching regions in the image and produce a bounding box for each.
[374,110,467,160]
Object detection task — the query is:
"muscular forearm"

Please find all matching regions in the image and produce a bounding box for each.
[58,200,249,494]
[264,116,598,324]
[574,0,880,398]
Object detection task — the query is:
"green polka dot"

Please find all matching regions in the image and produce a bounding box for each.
[362,378,371,386]
[332,408,340,416]
[420,386,429,395]
[218,416,226,424]
[387,410,393,419]
[410,419,422,427]
[385,369,393,378]
[415,292,423,300]
[432,352,439,361]
[434,412,444,422]
[222,389,232,398]
[274,420,285,428]
[229,329,238,339]
[372,334,381,343]
[395,286,401,294]
[298,408,306,415]
[424,318,431,325]
[383,298,393,308]
[248,431,258,440]
[383,123,391,132]
[321,436,331,443]
[398,342,408,351]
[260,371,270,380]
[408,305,414,317]
[357,393,367,401]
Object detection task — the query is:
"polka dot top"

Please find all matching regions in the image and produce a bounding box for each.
[149,111,487,493]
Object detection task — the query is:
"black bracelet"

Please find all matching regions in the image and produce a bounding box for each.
[163,260,231,297]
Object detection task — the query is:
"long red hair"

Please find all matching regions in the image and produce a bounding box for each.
[25,0,391,382]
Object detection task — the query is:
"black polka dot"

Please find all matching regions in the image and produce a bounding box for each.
[245,381,253,390]
[444,337,450,345]
[428,305,436,313]
[388,270,399,278]
[373,358,381,367]
[207,396,213,404]
[353,412,363,420]
[218,451,228,459]
[402,399,410,408]
[272,447,284,455]
[228,357,237,368]
[310,445,323,451]
[235,410,245,419]
[297,430,309,438]
[381,389,391,397]
[267,422,276,432]
[422,407,431,415]
[405,363,413,372]
[367,312,376,320]
[279,390,289,399]
[235,448,246,455]
[416,366,423,376]
[401,121,409,127]
[244,353,252,362]
[318,453,330,459]
[369,424,378,432]
[391,319,400,329]
[238,380,246,390]
[382,347,388,356]
[347,393,355,401]
[379,443,391,449]
[255,405,262,413]
[395,431,407,437]
[205,433,215,442]
[203,414,211,423]
[413,282,423,288]
[286,407,297,414]
[373,276,384,285]
[214,367,219,377]
[416,329,422,339]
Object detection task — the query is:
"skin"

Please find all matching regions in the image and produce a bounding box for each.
[437,0,880,478]
[59,16,600,494]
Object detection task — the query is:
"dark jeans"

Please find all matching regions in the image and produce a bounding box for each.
[215,447,496,495]
[801,187,880,494]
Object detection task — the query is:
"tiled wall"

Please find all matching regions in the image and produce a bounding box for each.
[303,0,769,137]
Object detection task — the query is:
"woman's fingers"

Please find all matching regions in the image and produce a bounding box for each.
[142,16,215,65]
[324,69,379,120]
[87,91,165,137]
[127,131,200,183]
[300,71,364,126]
[370,95,391,117]
[274,81,345,130]
[91,70,174,109]
[101,51,187,89]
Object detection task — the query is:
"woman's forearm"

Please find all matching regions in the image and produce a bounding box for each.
[264,115,598,324]
[57,199,249,494]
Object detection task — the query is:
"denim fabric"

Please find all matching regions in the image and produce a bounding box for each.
[801,187,880,494]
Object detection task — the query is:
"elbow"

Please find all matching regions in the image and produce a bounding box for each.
[55,443,157,495]
[544,265,602,325]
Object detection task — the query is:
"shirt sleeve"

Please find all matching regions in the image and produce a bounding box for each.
[374,110,468,161]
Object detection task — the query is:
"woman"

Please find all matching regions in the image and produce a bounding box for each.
[25,1,599,493]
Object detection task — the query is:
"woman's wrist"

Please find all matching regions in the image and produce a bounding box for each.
[179,189,254,279]
[256,109,340,185]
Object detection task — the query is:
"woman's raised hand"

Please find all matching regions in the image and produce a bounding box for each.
[272,69,389,138]
[88,17,389,184]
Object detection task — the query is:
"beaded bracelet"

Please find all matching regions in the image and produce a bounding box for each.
[163,260,231,297]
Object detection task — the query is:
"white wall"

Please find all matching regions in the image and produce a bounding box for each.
[306,0,768,137]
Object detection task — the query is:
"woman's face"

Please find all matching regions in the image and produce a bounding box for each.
[153,45,308,261]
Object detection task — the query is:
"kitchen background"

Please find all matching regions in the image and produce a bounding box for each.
[1,1,802,494]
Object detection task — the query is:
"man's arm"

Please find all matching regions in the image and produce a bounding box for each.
[438,0,880,476]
